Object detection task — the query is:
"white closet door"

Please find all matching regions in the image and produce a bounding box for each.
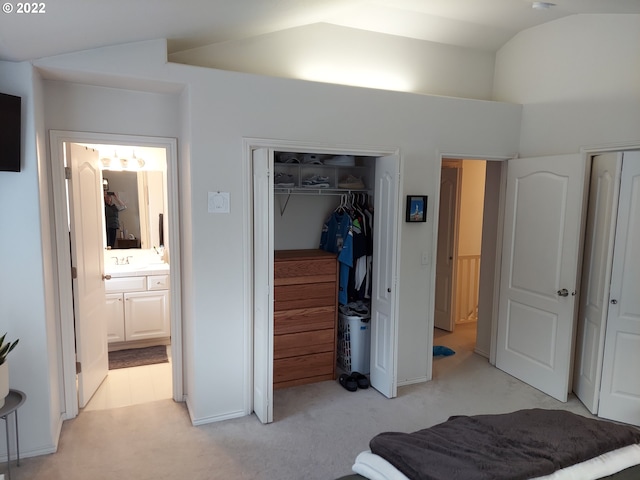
[370,154,400,398]
[253,147,274,424]
[496,154,585,402]
[573,153,622,413]
[599,151,640,426]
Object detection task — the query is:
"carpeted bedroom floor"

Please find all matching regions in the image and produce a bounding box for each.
[14,322,594,480]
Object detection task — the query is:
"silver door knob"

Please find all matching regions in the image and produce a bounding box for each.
[611,299,618,304]
[102,274,112,280]
[557,288,569,297]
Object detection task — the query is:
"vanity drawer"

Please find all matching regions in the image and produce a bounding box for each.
[104,276,146,293]
[147,274,169,291]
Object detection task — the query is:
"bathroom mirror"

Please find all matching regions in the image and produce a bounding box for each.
[102,168,166,249]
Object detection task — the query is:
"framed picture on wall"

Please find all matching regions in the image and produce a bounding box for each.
[406,195,427,223]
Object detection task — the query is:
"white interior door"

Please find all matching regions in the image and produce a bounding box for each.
[598,151,640,426]
[252,147,274,424]
[496,154,585,402]
[434,166,460,331]
[68,143,109,408]
[369,154,400,398]
[573,153,622,413]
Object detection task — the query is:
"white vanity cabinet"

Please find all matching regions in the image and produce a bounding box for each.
[105,273,170,347]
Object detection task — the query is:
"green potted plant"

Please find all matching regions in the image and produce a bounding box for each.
[0,333,19,407]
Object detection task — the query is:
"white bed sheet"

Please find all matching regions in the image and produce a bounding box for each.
[352,443,640,480]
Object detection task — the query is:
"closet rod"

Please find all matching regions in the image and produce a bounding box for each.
[275,189,371,216]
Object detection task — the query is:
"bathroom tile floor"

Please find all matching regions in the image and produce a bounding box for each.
[83,346,172,411]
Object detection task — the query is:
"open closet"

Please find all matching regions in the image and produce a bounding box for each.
[273,152,377,388]
[251,145,401,423]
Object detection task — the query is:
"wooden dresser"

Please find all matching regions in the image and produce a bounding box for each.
[273,249,338,389]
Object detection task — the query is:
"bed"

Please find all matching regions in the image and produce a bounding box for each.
[338,409,640,480]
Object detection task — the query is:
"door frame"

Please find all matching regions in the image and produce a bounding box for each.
[243,137,402,416]
[430,154,511,379]
[50,130,183,418]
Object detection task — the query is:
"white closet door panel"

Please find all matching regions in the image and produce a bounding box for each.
[599,152,640,426]
[573,153,622,413]
[253,147,274,424]
[370,154,400,399]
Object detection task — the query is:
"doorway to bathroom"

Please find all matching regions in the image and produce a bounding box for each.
[50,131,183,419]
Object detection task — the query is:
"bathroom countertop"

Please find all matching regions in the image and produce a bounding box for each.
[105,262,170,278]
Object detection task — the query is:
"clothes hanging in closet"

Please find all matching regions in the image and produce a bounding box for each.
[320,194,373,305]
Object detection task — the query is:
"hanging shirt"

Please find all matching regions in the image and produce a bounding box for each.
[320,210,353,304]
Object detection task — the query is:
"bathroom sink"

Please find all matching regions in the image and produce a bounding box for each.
[105,262,169,277]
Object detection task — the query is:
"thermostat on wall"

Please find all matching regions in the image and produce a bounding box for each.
[208,191,230,213]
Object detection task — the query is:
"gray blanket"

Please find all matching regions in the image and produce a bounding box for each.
[369,409,640,480]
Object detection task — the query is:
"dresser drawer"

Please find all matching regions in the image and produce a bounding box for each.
[274,306,335,335]
[147,274,169,290]
[273,351,334,385]
[274,282,336,310]
[104,276,146,293]
[274,329,335,359]
[274,258,337,285]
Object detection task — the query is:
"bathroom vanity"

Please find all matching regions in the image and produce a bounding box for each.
[104,262,170,351]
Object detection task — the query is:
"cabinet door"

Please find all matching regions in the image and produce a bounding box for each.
[124,290,170,341]
[106,293,125,343]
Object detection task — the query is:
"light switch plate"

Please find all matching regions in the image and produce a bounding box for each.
[208,192,230,213]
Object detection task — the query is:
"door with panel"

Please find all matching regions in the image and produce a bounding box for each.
[496,154,586,402]
[434,166,460,332]
[573,153,622,413]
[598,151,640,426]
[67,142,110,408]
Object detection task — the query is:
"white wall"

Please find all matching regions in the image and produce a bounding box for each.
[0,62,62,459]
[493,14,640,156]
[170,23,496,100]
[28,39,521,427]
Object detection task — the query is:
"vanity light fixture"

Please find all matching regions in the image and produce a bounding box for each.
[133,152,145,169]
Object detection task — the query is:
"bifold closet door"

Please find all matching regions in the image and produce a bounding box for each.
[253,147,274,424]
[598,151,640,427]
[573,152,622,414]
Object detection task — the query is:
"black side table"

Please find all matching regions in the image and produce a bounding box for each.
[0,390,26,480]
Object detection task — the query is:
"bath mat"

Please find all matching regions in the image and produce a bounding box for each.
[108,345,169,370]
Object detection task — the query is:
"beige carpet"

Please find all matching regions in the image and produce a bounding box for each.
[15,323,592,480]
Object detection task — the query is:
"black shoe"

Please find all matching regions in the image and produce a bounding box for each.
[351,372,369,389]
[339,374,358,392]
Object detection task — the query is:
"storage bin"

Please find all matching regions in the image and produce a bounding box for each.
[338,312,371,374]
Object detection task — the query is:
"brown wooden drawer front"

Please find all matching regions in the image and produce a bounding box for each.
[273,352,334,384]
[275,258,337,283]
[274,329,335,359]
[274,282,336,311]
[274,306,335,335]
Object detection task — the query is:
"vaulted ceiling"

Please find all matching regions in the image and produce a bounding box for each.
[1,0,639,62]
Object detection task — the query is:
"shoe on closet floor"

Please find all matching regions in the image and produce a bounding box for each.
[351,372,369,389]
[339,373,358,392]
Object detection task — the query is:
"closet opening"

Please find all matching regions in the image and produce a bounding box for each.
[250,142,401,424]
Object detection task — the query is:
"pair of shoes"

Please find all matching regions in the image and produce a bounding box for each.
[338,372,369,391]
[339,373,357,392]
[274,172,295,187]
[352,371,369,389]
[302,175,330,188]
